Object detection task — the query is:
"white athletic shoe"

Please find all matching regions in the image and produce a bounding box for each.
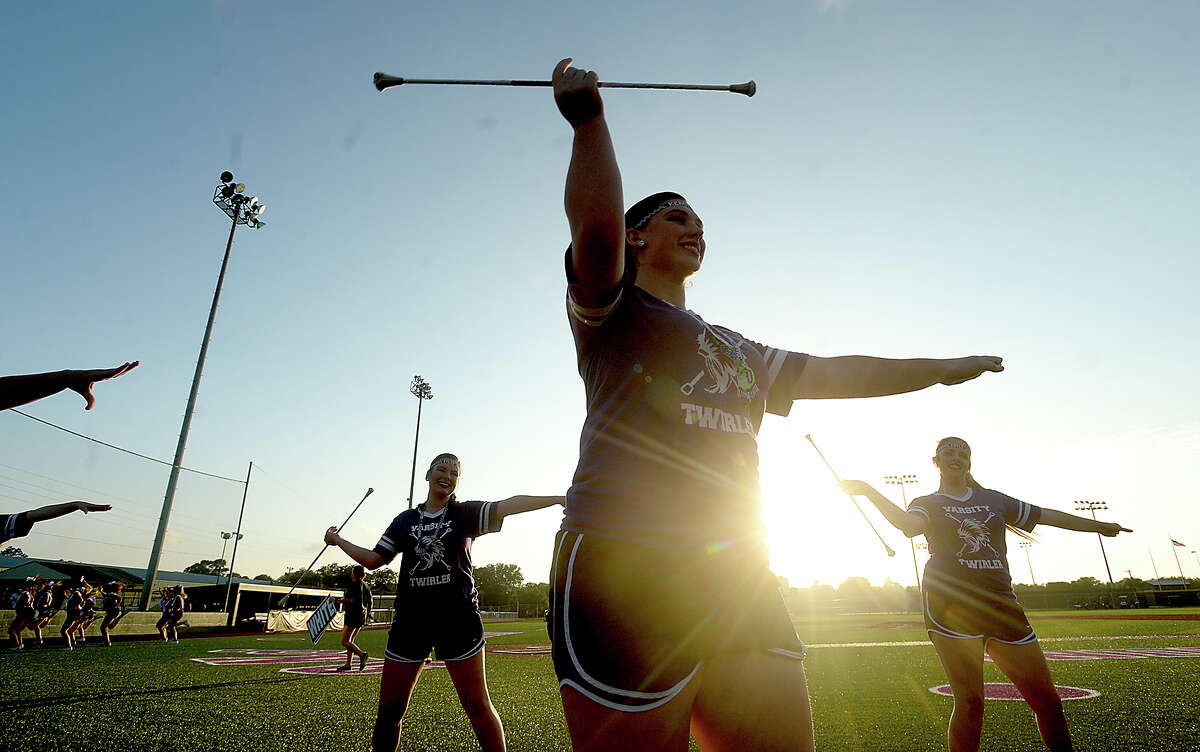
[62,646,73,651]
[8,645,23,651]
[169,640,179,644]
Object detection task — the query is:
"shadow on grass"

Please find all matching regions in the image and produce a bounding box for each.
[0,675,307,711]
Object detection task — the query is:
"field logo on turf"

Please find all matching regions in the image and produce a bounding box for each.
[931,683,1099,701]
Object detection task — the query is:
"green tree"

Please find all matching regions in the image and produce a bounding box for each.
[276,567,321,588]
[515,582,549,617]
[475,563,524,610]
[316,563,353,589]
[365,568,397,594]
[253,573,275,583]
[184,559,239,578]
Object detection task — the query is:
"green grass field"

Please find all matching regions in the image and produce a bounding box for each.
[2,609,1197,751]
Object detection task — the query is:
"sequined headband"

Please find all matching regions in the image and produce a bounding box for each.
[937,439,971,453]
[629,199,692,230]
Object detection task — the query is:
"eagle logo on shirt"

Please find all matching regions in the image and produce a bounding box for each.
[946,512,1001,557]
[409,522,450,574]
[696,328,758,400]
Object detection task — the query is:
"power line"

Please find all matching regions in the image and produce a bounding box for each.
[6,409,246,484]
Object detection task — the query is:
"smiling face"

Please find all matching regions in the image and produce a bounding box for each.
[627,202,706,282]
[425,454,461,498]
[933,438,972,484]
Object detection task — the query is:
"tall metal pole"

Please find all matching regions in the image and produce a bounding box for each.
[1075,500,1116,608]
[140,212,238,610]
[223,461,252,618]
[218,533,231,577]
[1020,541,1036,585]
[408,396,424,510]
[1170,535,1185,578]
[885,474,920,588]
[406,376,433,510]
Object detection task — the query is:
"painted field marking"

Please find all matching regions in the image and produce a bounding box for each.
[809,633,1200,649]
[988,646,1200,662]
[194,648,453,676]
[930,683,1099,701]
[491,645,551,655]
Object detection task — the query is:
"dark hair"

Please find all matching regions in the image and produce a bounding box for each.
[352,565,365,579]
[622,192,688,277]
[427,453,462,505]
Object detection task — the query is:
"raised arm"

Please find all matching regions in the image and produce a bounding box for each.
[839,480,928,538]
[494,495,565,521]
[1038,509,1131,536]
[24,500,112,524]
[0,362,139,411]
[554,58,625,302]
[791,356,1003,400]
[324,526,386,570]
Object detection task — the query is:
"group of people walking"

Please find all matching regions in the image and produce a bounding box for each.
[316,59,1132,752]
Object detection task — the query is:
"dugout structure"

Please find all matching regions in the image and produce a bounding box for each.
[184,582,342,629]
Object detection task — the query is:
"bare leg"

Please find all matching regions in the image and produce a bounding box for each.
[342,626,365,666]
[371,659,423,752]
[689,651,813,752]
[987,640,1072,751]
[445,650,505,752]
[559,676,699,752]
[929,633,986,752]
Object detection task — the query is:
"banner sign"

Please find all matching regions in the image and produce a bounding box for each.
[307,595,338,644]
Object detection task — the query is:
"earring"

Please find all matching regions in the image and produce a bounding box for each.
[634,240,646,247]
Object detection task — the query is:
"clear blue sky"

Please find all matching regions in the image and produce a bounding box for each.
[3,1,1198,590]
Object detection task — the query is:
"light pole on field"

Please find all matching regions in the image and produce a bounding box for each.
[407,376,434,510]
[1019,541,1036,585]
[219,532,244,582]
[885,474,920,587]
[1074,500,1117,608]
[140,172,266,611]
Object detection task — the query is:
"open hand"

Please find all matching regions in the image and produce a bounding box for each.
[553,58,603,128]
[839,480,876,497]
[941,356,1003,386]
[69,361,139,410]
[1098,522,1132,537]
[75,501,112,514]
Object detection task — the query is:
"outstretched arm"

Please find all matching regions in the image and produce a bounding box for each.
[494,495,565,521]
[792,356,1002,400]
[1038,509,1131,536]
[24,501,112,524]
[324,527,386,570]
[840,481,928,538]
[0,362,139,411]
[555,58,625,303]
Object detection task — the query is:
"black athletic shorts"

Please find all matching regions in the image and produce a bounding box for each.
[344,609,366,629]
[550,531,805,713]
[14,607,36,622]
[923,587,1036,645]
[384,603,484,663]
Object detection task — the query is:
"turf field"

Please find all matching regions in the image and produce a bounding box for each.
[1,609,1197,751]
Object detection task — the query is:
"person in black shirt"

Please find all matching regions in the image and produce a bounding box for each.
[7,578,38,650]
[323,453,562,752]
[550,58,1007,752]
[99,582,129,647]
[841,437,1131,752]
[336,565,371,671]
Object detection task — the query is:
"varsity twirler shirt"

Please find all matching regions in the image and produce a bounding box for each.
[373,500,502,610]
[565,255,810,551]
[909,488,1041,595]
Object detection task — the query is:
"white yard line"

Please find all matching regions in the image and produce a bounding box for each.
[808,633,1200,649]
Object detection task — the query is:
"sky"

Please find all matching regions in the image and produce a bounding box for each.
[2,1,1198,594]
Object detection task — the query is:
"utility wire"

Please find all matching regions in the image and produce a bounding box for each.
[7,409,246,484]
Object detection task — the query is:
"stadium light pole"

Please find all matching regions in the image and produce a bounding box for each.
[222,461,252,617]
[1074,500,1117,608]
[407,376,433,510]
[218,532,234,578]
[139,171,267,611]
[885,474,920,587]
[1019,541,1036,585]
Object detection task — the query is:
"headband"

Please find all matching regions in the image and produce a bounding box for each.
[629,199,693,230]
[936,438,971,453]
